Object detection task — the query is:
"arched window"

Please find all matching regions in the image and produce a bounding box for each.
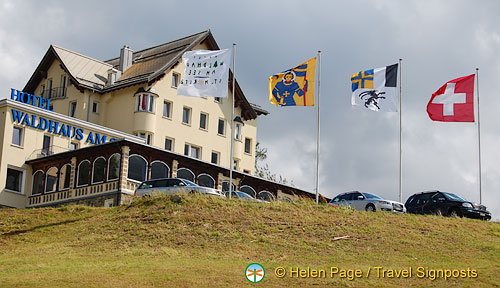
[128,155,147,182]
[92,157,106,184]
[107,153,121,181]
[240,185,256,198]
[197,174,215,188]
[45,167,58,193]
[77,160,90,187]
[222,181,235,192]
[150,161,170,180]
[32,170,44,195]
[59,164,71,191]
[258,191,275,202]
[176,168,195,182]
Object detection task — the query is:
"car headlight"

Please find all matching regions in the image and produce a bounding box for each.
[378,201,391,205]
[462,202,473,208]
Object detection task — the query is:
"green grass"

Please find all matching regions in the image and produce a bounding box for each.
[0,195,499,287]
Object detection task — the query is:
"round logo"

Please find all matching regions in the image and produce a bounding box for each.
[245,263,265,283]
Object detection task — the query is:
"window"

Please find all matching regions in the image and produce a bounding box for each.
[163,101,172,118]
[222,181,235,193]
[200,112,208,130]
[233,159,239,170]
[60,75,67,97]
[214,97,222,103]
[6,167,24,194]
[184,143,201,159]
[150,161,170,180]
[12,127,23,147]
[45,167,58,193]
[59,164,71,191]
[244,138,252,154]
[92,157,106,184]
[211,151,220,165]
[164,137,174,151]
[107,154,121,181]
[69,101,77,117]
[127,155,147,182]
[197,174,215,188]
[235,123,242,141]
[40,85,45,98]
[218,119,226,136]
[258,191,275,202]
[243,169,251,174]
[172,72,180,88]
[77,160,90,187]
[182,107,191,125]
[42,135,52,156]
[240,185,256,198]
[32,171,44,195]
[137,132,152,145]
[47,79,52,98]
[92,101,99,113]
[69,142,79,151]
[135,94,155,112]
[176,168,195,182]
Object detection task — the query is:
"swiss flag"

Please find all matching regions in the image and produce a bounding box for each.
[427,74,475,122]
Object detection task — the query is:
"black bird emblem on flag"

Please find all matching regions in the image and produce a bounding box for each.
[359,90,386,110]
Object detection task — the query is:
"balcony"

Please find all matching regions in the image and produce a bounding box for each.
[28,180,120,207]
[26,145,70,161]
[41,87,67,100]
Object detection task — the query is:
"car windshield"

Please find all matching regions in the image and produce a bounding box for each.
[362,193,382,199]
[442,192,465,201]
[181,180,197,186]
[236,191,253,199]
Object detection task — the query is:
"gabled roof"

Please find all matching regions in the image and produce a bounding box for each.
[23,30,260,120]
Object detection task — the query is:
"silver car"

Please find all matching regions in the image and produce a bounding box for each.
[328,191,406,213]
[134,178,223,197]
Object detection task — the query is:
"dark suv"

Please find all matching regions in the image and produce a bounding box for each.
[405,191,491,220]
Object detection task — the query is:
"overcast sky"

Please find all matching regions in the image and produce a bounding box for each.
[1,0,499,220]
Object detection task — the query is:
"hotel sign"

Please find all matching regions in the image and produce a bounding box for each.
[10,89,117,144]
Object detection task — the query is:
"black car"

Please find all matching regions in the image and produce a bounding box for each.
[405,191,491,220]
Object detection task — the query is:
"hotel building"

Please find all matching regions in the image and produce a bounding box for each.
[0,30,314,208]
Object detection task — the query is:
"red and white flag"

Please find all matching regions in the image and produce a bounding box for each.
[427,74,475,122]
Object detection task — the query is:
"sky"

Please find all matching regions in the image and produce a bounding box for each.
[1,0,499,220]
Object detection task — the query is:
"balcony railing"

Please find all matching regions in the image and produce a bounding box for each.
[41,87,67,100]
[26,145,70,161]
[28,181,120,207]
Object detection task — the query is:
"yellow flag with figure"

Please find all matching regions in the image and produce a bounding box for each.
[269,58,316,107]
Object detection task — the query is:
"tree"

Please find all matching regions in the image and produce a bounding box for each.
[254,142,293,186]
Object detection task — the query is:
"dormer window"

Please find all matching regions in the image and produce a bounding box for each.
[134,88,157,113]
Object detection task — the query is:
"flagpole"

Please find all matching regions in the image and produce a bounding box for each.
[229,43,236,200]
[315,51,321,204]
[476,68,482,204]
[398,59,403,203]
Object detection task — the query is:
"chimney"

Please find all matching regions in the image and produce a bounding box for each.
[107,68,119,86]
[119,45,133,72]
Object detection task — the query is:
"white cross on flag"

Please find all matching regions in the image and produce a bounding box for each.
[427,74,475,122]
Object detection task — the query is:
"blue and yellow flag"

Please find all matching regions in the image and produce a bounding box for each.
[269,58,316,107]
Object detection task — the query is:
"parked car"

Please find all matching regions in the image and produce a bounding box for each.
[225,191,266,202]
[328,191,406,213]
[405,190,491,220]
[134,178,223,197]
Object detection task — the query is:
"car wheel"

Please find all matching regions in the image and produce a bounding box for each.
[365,204,376,212]
[448,208,462,218]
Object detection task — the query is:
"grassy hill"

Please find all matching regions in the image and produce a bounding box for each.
[0,195,499,287]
